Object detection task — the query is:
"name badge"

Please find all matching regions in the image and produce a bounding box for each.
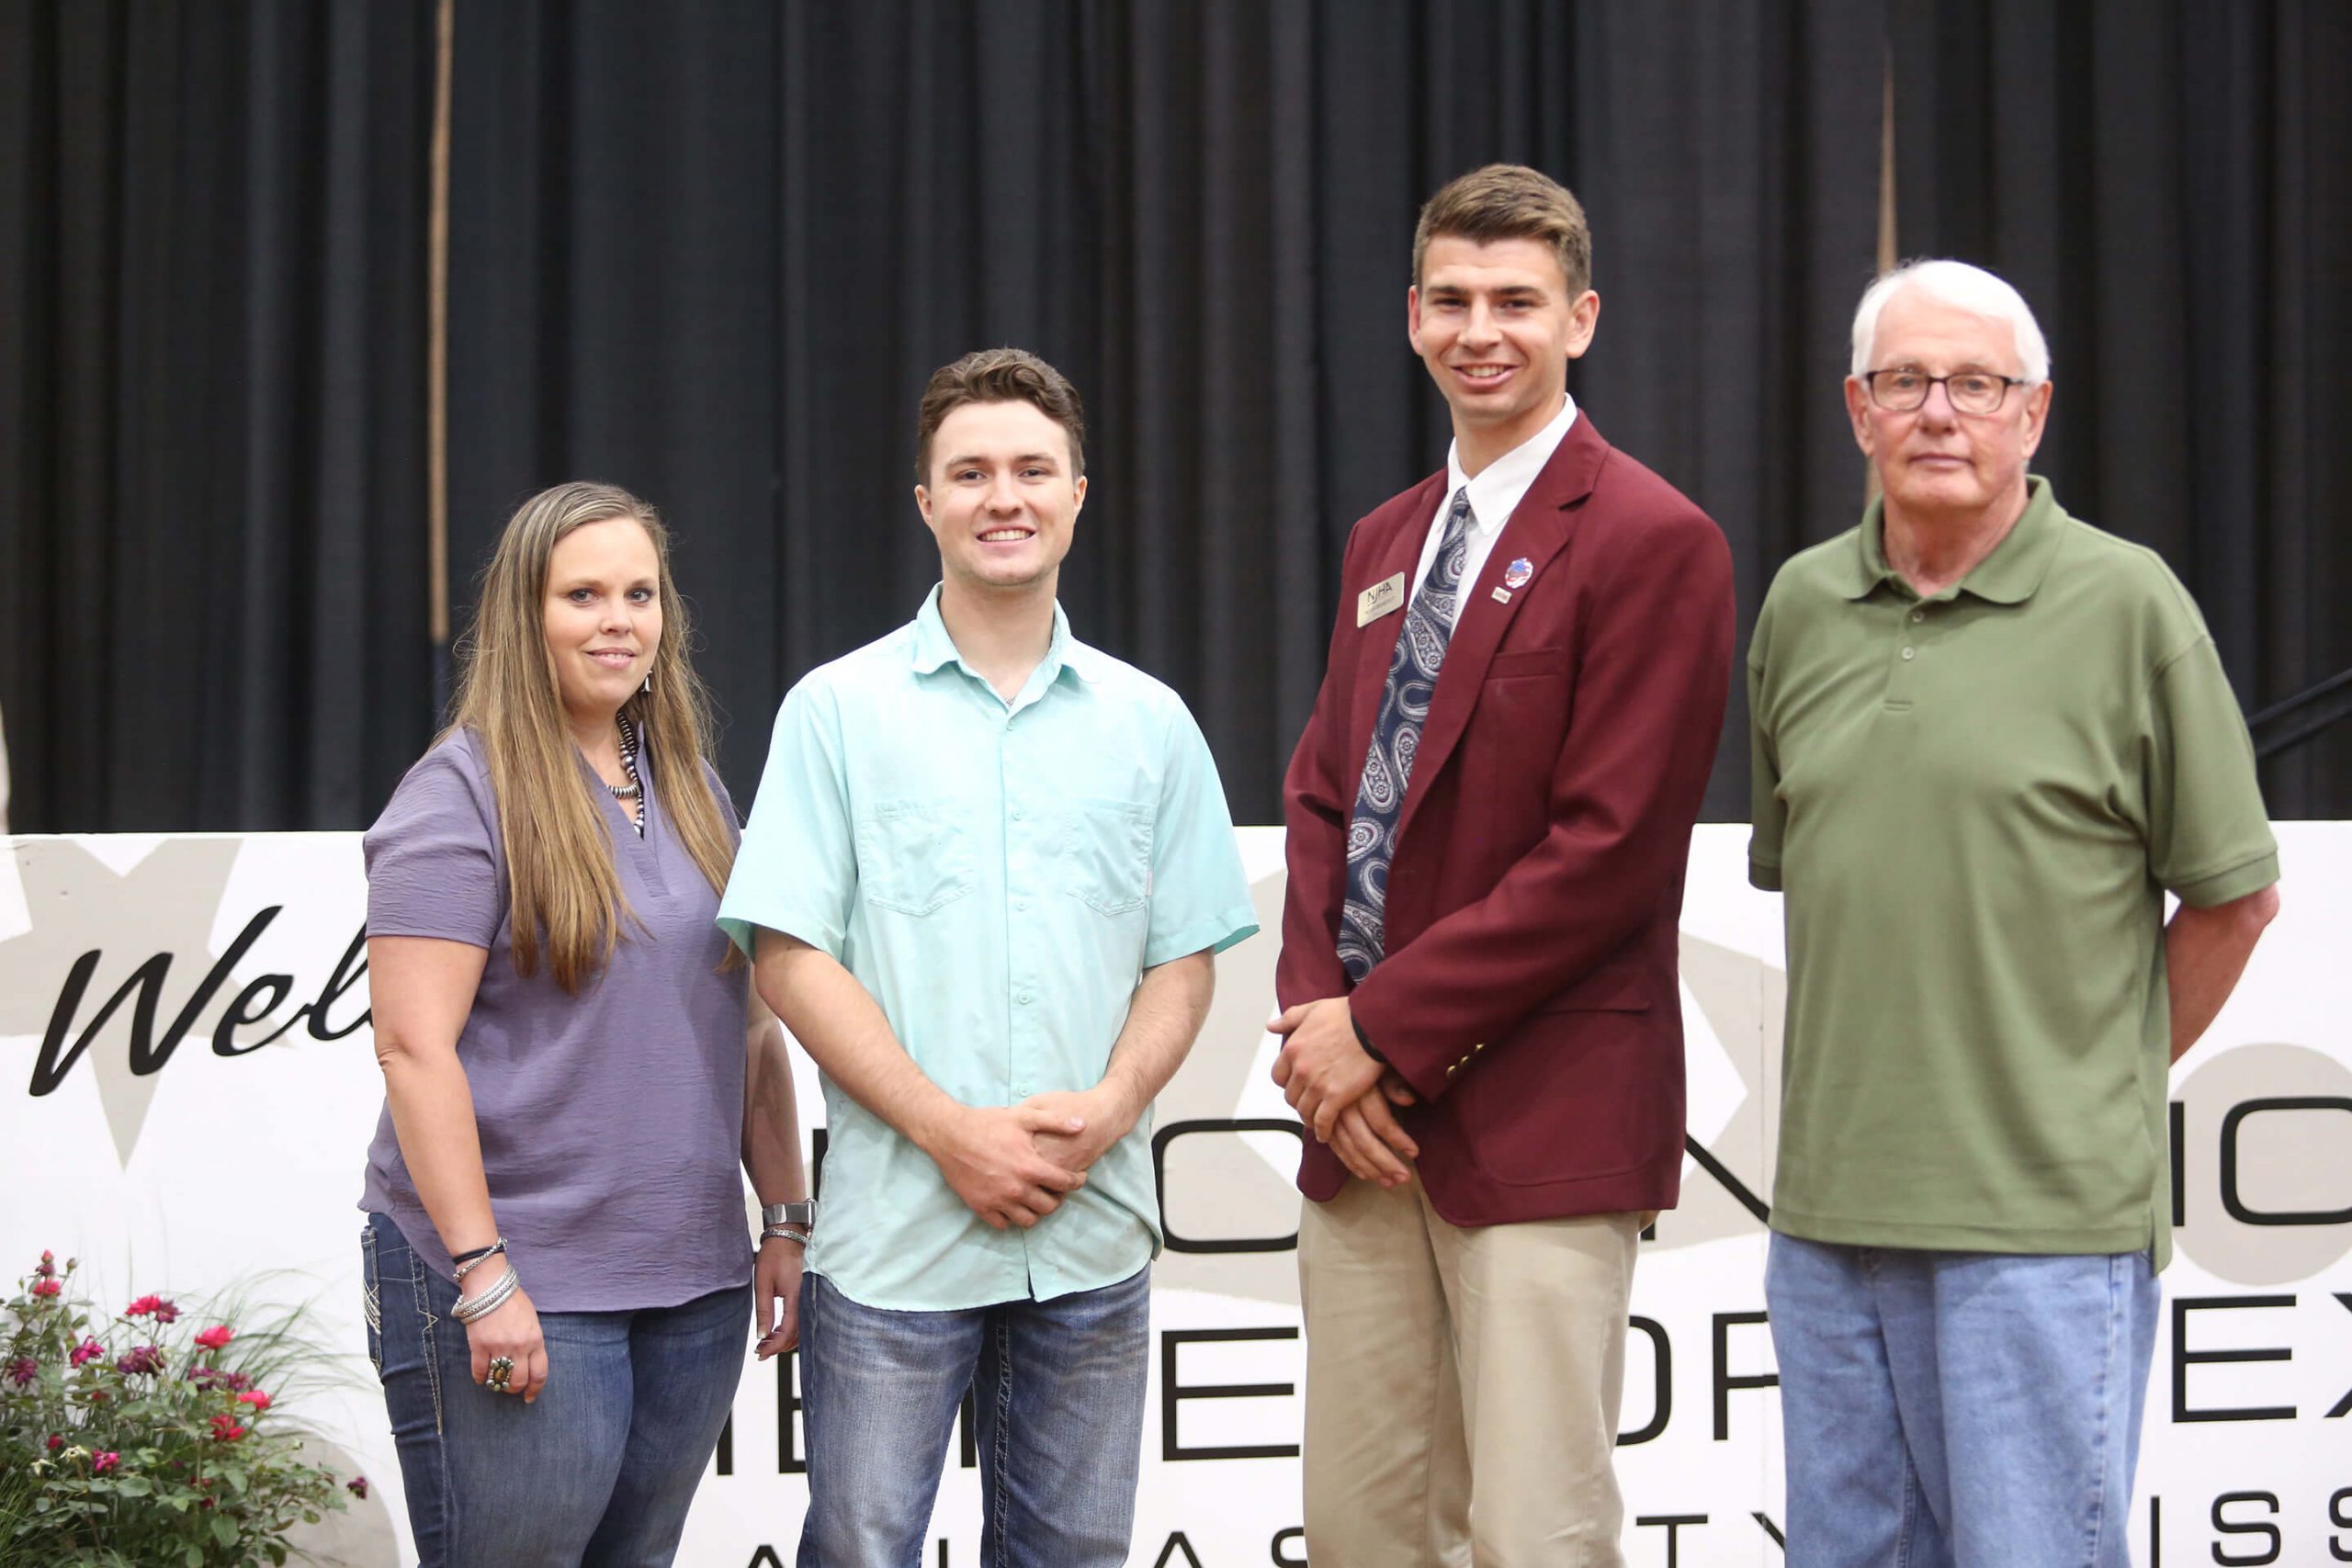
[1356,572,1407,626]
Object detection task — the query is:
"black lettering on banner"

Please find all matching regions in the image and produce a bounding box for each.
[2221,1099,2352,1224]
[1635,1515,1707,1567]
[2330,1485,2352,1561]
[1617,1315,1670,1446]
[2153,1495,2162,1567]
[1271,1527,1307,1566]
[1683,1135,1770,1223]
[2171,1297,2296,1422]
[716,1413,732,1476]
[1753,1511,1786,1548]
[1152,1120,1307,1252]
[30,907,284,1093]
[212,973,292,1055]
[302,928,373,1039]
[1152,1533,1204,1568]
[243,927,374,1048]
[2332,1295,2352,1419]
[745,1551,786,1568]
[1713,1312,1777,1440]
[2171,1100,2188,1227]
[2210,1492,2281,1565]
[810,1127,829,1198]
[1162,1326,1300,1461]
[775,1348,806,1474]
[937,1542,948,1567]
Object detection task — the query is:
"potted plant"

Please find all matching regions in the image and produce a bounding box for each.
[1,1250,367,1566]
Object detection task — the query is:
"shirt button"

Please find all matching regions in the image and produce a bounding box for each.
[1010,807,1024,821]
[1910,609,1925,624]
[1017,990,1034,1006]
[1013,897,1029,911]
[1901,647,1917,660]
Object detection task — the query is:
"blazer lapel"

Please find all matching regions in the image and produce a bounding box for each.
[1392,416,1611,848]
[1347,475,1449,781]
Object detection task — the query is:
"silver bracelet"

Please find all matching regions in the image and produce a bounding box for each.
[453,1237,506,1282]
[452,1263,519,1324]
[761,1224,811,1247]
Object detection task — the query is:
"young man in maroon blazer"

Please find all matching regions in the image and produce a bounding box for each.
[1273,164,1735,1564]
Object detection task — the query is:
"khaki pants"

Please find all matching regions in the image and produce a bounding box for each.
[1298,1178,1641,1567]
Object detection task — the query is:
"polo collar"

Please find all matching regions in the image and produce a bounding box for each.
[908,584,1101,687]
[1842,476,2063,604]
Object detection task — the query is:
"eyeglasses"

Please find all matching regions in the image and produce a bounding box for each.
[1861,368,2031,415]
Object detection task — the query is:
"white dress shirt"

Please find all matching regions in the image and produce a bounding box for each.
[1409,392,1579,604]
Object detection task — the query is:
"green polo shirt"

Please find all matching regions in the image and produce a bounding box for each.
[1748,478,2276,1269]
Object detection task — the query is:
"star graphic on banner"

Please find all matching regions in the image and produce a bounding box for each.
[0,839,262,1168]
[1667,931,1786,1247]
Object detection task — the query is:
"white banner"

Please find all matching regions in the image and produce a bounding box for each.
[3,826,2346,1566]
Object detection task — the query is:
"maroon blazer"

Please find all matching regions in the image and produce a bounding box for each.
[1279,414,1734,1224]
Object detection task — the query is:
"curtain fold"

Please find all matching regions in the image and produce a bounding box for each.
[0,0,435,831]
[9,2,2342,829]
[1891,0,2352,817]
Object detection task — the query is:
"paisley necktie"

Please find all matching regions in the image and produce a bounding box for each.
[1338,488,1473,982]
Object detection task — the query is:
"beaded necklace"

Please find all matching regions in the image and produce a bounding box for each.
[609,714,647,838]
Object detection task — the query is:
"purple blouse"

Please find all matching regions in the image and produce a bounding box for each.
[359,728,752,1311]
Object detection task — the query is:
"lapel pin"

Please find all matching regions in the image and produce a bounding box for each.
[1502,557,1534,590]
[1491,587,1512,604]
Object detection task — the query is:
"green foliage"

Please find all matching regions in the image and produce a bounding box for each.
[0,1253,355,1565]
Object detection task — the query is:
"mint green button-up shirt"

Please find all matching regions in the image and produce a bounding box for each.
[718,588,1257,1310]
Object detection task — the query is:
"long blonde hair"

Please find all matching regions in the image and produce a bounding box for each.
[444,481,737,992]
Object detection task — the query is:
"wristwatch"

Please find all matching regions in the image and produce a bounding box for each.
[761,1201,817,1244]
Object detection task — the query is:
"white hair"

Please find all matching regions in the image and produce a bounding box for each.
[1849,258,2051,383]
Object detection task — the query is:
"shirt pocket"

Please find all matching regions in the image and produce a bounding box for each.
[1057,795,1151,917]
[856,798,978,917]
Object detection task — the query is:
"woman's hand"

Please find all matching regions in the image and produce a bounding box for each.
[752,1235,804,1359]
[461,1260,548,1403]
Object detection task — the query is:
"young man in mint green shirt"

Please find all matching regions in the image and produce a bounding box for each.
[1750,261,2278,1568]
[718,348,1255,1566]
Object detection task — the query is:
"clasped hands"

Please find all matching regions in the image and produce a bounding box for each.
[921,1085,1133,1232]
[1272,997,1420,1189]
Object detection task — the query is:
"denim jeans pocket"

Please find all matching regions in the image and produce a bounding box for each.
[360,1222,384,1377]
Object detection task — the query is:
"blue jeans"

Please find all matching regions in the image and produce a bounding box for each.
[796,1267,1151,1568]
[362,1213,750,1566]
[1765,1233,2160,1568]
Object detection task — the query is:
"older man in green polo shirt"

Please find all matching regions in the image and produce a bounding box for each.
[1749,260,2279,1567]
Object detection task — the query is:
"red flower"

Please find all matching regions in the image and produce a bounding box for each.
[208,1414,247,1443]
[69,1337,103,1368]
[347,1475,370,1500]
[124,1293,181,1323]
[29,1279,60,1298]
[236,1389,272,1411]
[92,1450,119,1474]
[45,1434,62,1451]
[115,1345,164,1377]
[36,1250,55,1277]
[6,1357,33,1387]
[193,1325,233,1351]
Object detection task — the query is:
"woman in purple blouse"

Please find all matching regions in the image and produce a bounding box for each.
[359,482,807,1565]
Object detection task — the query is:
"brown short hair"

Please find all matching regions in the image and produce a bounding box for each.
[1412,164,1593,297]
[914,347,1087,483]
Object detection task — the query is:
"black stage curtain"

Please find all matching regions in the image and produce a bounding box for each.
[10,2,2346,830]
[0,0,436,831]
[446,0,1884,825]
[1892,0,2352,818]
